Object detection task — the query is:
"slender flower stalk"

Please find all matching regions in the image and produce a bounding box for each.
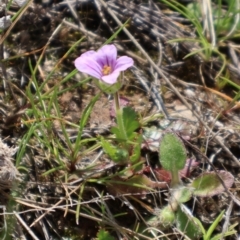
[113,72,128,145]
[114,93,128,148]
[114,91,120,112]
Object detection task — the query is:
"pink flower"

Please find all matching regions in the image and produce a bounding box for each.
[74,45,134,84]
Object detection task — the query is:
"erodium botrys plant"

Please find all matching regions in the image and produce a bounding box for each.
[74,45,236,239]
[75,44,146,176]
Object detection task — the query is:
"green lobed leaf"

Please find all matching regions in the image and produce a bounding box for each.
[122,107,140,138]
[97,229,115,240]
[159,132,187,171]
[101,138,128,163]
[129,133,142,164]
[110,126,123,141]
[111,107,140,142]
[191,171,234,197]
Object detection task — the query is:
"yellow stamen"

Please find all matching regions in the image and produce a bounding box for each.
[102,65,112,75]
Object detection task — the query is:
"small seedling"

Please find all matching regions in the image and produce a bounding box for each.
[144,132,235,239]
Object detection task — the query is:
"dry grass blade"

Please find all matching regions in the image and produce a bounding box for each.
[0,0,33,45]
[201,0,216,46]
[14,211,40,240]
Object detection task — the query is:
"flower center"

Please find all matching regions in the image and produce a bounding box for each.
[102,65,112,75]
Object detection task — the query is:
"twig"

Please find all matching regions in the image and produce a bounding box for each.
[221,199,234,240]
[14,211,40,240]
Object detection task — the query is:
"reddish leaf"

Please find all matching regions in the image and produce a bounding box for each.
[106,175,168,197]
[179,158,199,178]
[191,171,234,197]
[154,168,172,184]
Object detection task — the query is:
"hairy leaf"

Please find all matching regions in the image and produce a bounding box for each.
[191,171,234,197]
[172,187,193,204]
[159,132,187,171]
[101,138,128,163]
[176,205,202,239]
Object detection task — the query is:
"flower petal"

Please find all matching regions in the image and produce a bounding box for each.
[101,71,120,84]
[80,50,96,58]
[75,54,102,79]
[96,44,117,68]
[114,56,134,72]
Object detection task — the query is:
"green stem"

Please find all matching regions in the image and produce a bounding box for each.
[114,92,128,146]
[171,169,181,187]
[114,91,120,112]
